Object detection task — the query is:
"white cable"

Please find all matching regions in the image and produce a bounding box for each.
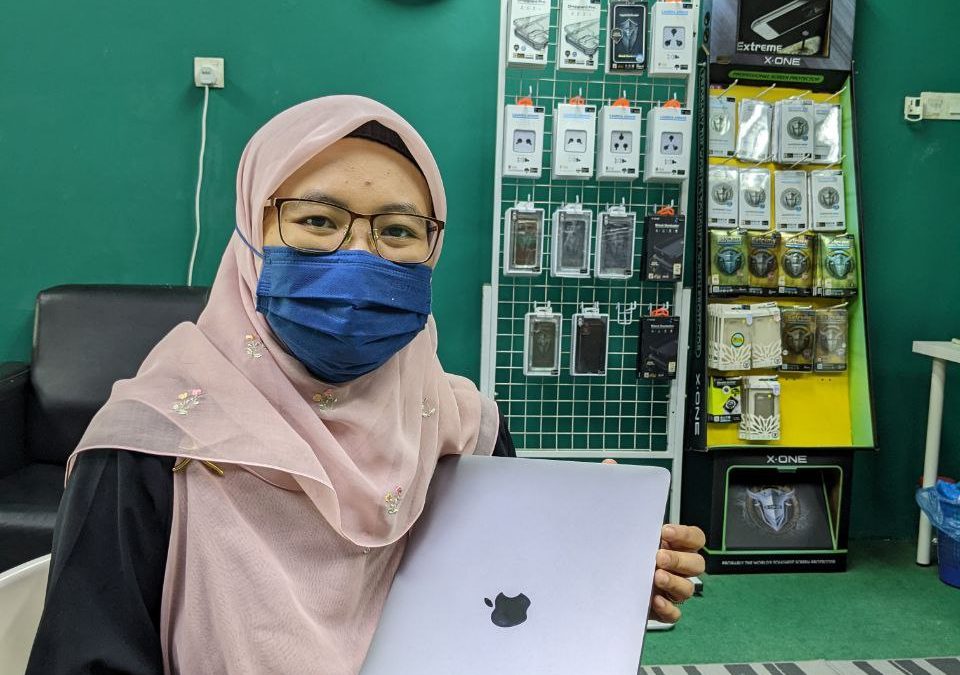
[188,84,210,286]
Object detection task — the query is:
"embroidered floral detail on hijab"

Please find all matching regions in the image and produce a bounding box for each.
[244,334,265,358]
[385,485,404,515]
[312,389,338,411]
[421,397,436,418]
[172,389,204,415]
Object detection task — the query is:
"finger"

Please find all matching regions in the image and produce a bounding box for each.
[661,524,706,552]
[650,594,681,624]
[602,459,617,465]
[657,548,706,577]
[654,569,695,602]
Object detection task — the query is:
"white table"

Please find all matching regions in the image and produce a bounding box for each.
[912,340,960,565]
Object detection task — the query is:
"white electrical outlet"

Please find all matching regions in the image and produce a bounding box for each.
[194,57,225,88]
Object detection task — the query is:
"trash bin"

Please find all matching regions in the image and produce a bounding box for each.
[917,480,960,588]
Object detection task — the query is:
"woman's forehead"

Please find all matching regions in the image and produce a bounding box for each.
[274,138,431,211]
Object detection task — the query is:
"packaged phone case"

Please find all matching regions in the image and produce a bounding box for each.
[815,233,858,297]
[710,229,749,295]
[523,306,562,376]
[780,307,816,372]
[747,230,780,295]
[503,202,544,276]
[778,231,813,296]
[815,306,849,372]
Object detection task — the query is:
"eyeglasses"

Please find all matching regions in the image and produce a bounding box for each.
[266,198,444,265]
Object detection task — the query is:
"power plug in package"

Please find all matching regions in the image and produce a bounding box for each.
[606,0,648,73]
[595,205,637,279]
[738,168,772,230]
[643,212,685,281]
[778,231,813,296]
[708,165,739,228]
[503,202,545,276]
[815,233,858,298]
[648,0,697,77]
[597,103,643,180]
[813,103,842,164]
[774,169,809,231]
[558,0,602,72]
[815,306,848,372]
[507,0,551,68]
[643,104,693,183]
[709,95,737,158]
[736,99,772,162]
[708,376,742,423]
[773,98,815,164]
[707,303,753,371]
[710,229,749,295]
[810,169,846,231]
[749,302,782,369]
[553,102,597,179]
[551,202,593,277]
[503,103,546,178]
[747,230,780,295]
[780,306,816,372]
[739,376,781,442]
[638,315,680,379]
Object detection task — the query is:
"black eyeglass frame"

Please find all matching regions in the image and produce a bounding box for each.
[266,197,445,265]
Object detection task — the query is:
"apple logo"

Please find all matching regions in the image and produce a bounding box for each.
[484,592,531,628]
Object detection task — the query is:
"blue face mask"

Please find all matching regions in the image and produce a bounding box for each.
[255,247,432,383]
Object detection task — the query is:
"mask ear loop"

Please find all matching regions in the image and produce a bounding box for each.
[235,225,266,259]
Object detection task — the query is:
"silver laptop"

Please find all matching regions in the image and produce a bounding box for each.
[361,454,670,674]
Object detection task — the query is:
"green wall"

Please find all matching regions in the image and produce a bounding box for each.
[1,1,957,538]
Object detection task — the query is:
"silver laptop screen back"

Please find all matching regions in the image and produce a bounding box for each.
[362,455,671,675]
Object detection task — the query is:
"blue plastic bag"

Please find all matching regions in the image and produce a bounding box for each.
[916,480,960,541]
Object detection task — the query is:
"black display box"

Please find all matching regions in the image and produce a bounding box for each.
[706,0,855,91]
[682,448,853,573]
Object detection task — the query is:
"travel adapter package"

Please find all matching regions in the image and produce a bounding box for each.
[709,96,737,158]
[708,166,739,228]
[648,0,697,77]
[643,104,692,183]
[597,103,643,180]
[774,169,809,231]
[738,168,772,230]
[810,170,846,231]
[507,0,551,68]
[553,102,597,178]
[503,103,546,178]
[558,0,602,71]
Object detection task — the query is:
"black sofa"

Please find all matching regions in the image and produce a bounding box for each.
[0,285,209,571]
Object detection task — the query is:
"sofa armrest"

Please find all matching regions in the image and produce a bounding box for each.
[0,362,30,478]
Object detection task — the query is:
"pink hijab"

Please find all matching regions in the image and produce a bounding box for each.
[69,95,499,673]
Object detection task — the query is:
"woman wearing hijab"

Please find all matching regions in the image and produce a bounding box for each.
[27,96,705,674]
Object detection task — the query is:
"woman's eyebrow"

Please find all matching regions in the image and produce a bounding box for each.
[298,191,424,216]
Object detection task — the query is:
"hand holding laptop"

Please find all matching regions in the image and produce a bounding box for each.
[601,459,706,624]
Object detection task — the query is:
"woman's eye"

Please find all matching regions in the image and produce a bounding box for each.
[380,224,420,240]
[300,217,337,230]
